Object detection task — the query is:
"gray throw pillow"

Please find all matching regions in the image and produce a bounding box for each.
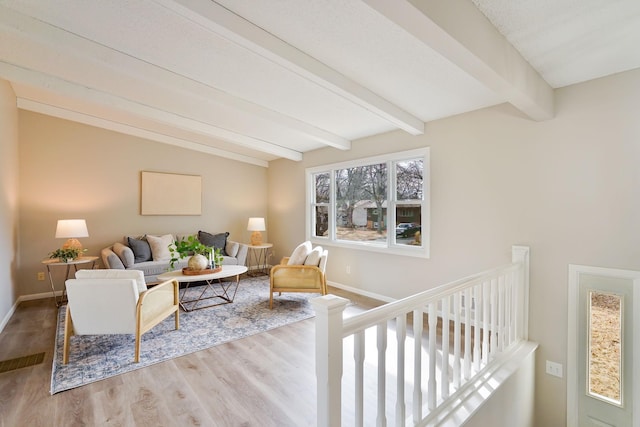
[198,231,229,256]
[127,236,152,263]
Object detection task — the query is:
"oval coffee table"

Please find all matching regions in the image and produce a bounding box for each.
[157,265,248,312]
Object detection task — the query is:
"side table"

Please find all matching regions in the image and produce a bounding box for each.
[41,256,99,307]
[247,243,273,277]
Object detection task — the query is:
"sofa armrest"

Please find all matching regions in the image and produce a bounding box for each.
[101,246,125,270]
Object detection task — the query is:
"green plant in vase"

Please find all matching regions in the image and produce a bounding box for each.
[168,234,222,271]
[49,247,86,263]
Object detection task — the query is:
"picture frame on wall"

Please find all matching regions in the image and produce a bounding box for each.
[140,171,202,215]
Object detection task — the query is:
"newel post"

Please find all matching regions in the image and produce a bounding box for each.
[512,245,530,341]
[311,294,349,427]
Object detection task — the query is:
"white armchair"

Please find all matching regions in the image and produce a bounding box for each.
[63,269,179,363]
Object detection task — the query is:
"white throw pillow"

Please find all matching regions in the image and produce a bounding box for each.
[304,246,323,266]
[146,234,174,261]
[287,241,312,265]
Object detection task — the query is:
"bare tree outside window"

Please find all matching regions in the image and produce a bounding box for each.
[313,172,330,237]
[396,159,423,200]
[333,164,387,242]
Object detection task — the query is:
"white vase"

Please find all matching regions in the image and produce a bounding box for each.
[188,254,208,271]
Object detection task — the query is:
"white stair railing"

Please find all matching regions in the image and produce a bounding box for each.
[312,246,530,427]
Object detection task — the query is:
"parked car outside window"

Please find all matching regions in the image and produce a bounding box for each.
[398,225,421,238]
[395,223,417,235]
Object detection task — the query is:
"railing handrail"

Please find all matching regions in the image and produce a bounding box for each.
[342,262,521,337]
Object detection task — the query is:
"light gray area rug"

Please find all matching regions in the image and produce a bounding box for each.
[50,276,316,394]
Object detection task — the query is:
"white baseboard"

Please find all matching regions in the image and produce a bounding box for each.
[0,301,17,333]
[0,291,58,333]
[18,291,57,302]
[326,280,395,304]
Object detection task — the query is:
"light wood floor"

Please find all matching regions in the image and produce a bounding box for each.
[0,285,383,427]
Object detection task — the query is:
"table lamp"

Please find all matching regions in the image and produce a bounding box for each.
[55,219,89,251]
[247,217,265,246]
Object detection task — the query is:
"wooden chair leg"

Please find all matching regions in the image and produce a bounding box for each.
[174,309,180,330]
[63,306,74,364]
[269,290,273,309]
[134,323,142,363]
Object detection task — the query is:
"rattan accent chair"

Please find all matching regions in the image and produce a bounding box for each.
[269,243,328,309]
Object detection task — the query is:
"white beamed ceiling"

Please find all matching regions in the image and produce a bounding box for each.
[1,0,638,166]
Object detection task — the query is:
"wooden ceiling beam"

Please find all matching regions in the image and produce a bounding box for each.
[364,0,554,121]
[157,0,425,135]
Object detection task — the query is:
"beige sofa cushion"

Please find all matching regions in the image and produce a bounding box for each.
[146,234,174,261]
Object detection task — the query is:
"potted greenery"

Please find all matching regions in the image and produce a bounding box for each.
[169,234,223,271]
[49,247,86,263]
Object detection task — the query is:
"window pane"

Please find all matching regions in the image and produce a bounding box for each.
[306,148,429,257]
[314,172,330,203]
[395,205,422,246]
[588,291,622,404]
[396,159,423,201]
[314,206,329,238]
[335,164,387,243]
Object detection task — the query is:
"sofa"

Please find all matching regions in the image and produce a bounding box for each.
[101,231,249,283]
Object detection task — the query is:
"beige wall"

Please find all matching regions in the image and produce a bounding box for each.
[0,80,19,326]
[268,68,640,426]
[18,112,269,297]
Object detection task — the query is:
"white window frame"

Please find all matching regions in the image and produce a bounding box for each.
[306,148,430,258]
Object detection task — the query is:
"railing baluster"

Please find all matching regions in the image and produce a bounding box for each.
[490,278,498,359]
[377,322,387,427]
[441,296,450,399]
[428,302,437,410]
[507,271,514,345]
[482,280,490,366]
[464,287,472,380]
[354,331,365,427]
[505,272,512,347]
[453,292,462,390]
[395,314,406,427]
[474,283,482,372]
[498,274,505,352]
[413,309,423,423]
[453,292,461,389]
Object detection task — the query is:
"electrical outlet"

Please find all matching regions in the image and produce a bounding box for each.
[346,265,351,274]
[546,360,563,378]
[37,272,45,281]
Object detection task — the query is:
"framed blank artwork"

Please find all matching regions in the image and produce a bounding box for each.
[140,171,202,215]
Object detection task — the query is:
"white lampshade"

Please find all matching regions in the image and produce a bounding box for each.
[247,217,266,231]
[55,219,89,250]
[247,217,265,246]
